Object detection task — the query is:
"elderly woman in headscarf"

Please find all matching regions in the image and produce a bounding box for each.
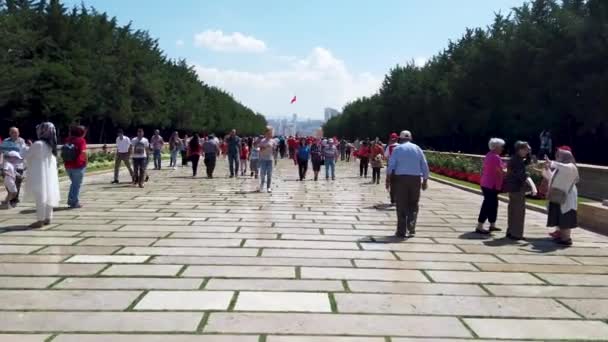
[543,146,579,246]
[24,122,60,228]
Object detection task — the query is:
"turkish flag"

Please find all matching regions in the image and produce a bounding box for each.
[290,96,297,104]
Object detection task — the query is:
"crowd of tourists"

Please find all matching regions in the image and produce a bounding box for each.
[0,123,580,246]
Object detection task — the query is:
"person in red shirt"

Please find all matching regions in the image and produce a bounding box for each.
[240,141,249,176]
[288,137,298,162]
[357,140,371,178]
[63,125,87,209]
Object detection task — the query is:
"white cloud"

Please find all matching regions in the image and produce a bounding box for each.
[194,30,267,53]
[193,47,381,118]
[413,56,428,67]
[176,39,185,47]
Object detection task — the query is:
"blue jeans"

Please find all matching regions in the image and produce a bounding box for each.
[170,149,178,167]
[153,149,162,169]
[259,160,273,189]
[325,159,336,179]
[66,167,85,207]
[228,153,239,176]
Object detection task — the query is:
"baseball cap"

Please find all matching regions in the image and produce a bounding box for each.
[557,145,572,152]
[390,133,398,139]
[400,130,412,139]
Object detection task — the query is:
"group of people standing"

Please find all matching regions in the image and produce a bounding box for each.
[476,138,579,246]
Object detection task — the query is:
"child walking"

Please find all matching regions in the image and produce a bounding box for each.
[249,140,260,179]
[2,151,23,208]
[240,141,249,176]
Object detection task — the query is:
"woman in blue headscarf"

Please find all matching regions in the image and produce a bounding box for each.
[24,122,60,228]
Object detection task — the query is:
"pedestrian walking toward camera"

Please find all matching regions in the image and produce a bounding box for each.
[504,141,537,241]
[24,122,60,228]
[370,140,384,184]
[62,125,87,209]
[311,138,323,181]
[544,147,579,246]
[386,130,429,238]
[358,140,371,178]
[169,131,181,170]
[181,134,190,167]
[476,138,506,234]
[258,126,276,193]
[296,138,310,181]
[249,139,260,179]
[0,127,28,206]
[112,129,133,184]
[202,134,219,178]
[324,138,338,180]
[150,130,164,170]
[226,129,241,177]
[131,128,150,188]
[240,141,249,176]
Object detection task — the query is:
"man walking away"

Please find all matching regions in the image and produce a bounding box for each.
[150,130,164,170]
[203,134,220,178]
[386,130,429,238]
[226,129,241,177]
[112,129,133,184]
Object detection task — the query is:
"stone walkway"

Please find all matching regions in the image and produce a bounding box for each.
[1,159,608,341]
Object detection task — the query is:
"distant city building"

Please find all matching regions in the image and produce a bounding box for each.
[266,115,324,137]
[324,107,340,121]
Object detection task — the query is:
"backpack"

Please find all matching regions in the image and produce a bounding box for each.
[61,143,78,162]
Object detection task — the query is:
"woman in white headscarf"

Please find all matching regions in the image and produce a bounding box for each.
[543,146,579,246]
[24,122,60,228]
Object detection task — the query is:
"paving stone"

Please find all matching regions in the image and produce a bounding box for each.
[0,245,43,254]
[476,262,608,274]
[571,256,608,265]
[65,255,150,263]
[0,311,202,332]
[150,256,353,267]
[335,293,576,318]
[206,279,344,291]
[302,267,428,282]
[347,281,487,296]
[205,312,471,337]
[395,252,502,263]
[35,246,120,255]
[183,265,294,278]
[153,238,243,247]
[79,231,170,238]
[354,260,476,271]
[235,291,331,312]
[77,237,157,246]
[245,239,359,250]
[268,337,383,342]
[54,277,202,289]
[496,254,579,265]
[561,299,608,318]
[135,290,233,310]
[0,277,60,289]
[0,263,105,276]
[361,243,461,253]
[263,249,395,260]
[536,273,608,285]
[427,271,544,284]
[53,335,259,342]
[0,230,80,237]
[50,224,122,231]
[0,290,141,310]
[171,232,278,239]
[486,285,608,298]
[464,318,608,340]
[0,254,68,263]
[0,236,83,245]
[0,335,50,342]
[102,264,182,276]
[118,247,258,257]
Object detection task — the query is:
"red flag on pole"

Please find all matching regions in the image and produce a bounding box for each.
[290,96,297,104]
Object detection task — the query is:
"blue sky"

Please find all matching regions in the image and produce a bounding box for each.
[63,0,525,119]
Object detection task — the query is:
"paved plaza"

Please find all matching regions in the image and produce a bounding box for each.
[1,159,608,341]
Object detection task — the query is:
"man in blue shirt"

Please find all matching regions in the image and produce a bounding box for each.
[385,130,429,238]
[226,129,241,178]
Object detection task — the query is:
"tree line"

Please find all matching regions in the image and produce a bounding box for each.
[0,0,267,142]
[323,0,608,165]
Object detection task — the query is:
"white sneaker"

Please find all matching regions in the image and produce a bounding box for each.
[267,188,272,193]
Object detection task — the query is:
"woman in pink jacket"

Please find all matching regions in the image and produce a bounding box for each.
[475,138,506,234]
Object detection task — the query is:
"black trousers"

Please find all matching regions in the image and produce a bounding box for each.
[372,167,381,183]
[181,151,188,166]
[298,159,308,180]
[394,175,421,235]
[477,187,499,224]
[191,155,200,176]
[359,157,369,177]
[204,153,217,178]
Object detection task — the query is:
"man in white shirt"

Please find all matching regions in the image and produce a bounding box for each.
[112,129,134,184]
[131,128,151,188]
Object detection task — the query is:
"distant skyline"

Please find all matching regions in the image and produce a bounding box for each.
[63,0,525,119]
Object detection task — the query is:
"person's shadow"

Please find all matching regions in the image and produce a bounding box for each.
[482,236,567,253]
[0,225,36,234]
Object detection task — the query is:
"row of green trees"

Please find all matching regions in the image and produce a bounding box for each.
[0,0,267,142]
[323,0,608,165]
